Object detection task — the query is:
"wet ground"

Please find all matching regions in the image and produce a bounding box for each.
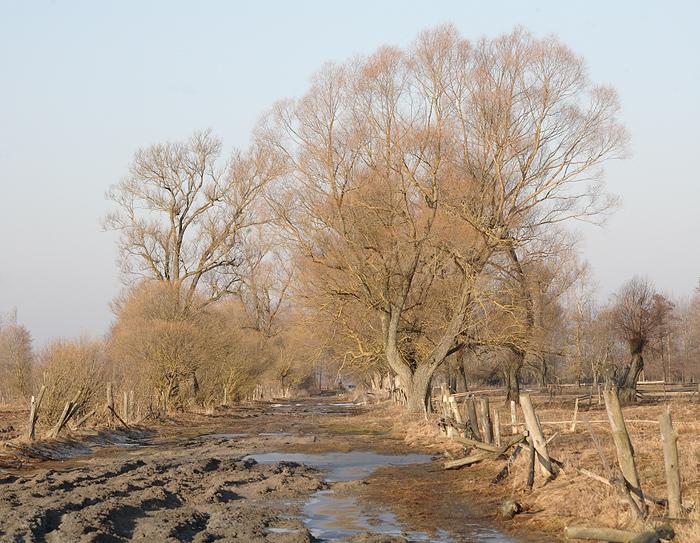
[0,399,519,542]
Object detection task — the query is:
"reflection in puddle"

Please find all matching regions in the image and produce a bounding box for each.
[250,451,517,542]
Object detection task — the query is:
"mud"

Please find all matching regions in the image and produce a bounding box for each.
[0,439,323,542]
[0,399,522,542]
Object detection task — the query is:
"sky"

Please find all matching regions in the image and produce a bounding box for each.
[1,0,699,345]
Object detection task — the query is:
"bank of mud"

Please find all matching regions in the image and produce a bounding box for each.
[0,399,534,542]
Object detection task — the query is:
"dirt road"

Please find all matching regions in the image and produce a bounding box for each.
[0,399,519,542]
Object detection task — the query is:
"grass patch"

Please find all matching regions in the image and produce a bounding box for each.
[322,422,388,436]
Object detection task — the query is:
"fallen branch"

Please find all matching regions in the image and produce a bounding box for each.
[107,405,130,430]
[444,451,490,470]
[563,526,638,541]
[564,525,674,542]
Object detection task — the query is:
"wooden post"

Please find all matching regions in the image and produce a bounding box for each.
[106,383,114,427]
[493,410,502,446]
[519,393,553,479]
[128,390,134,421]
[25,385,46,441]
[49,402,72,438]
[26,395,37,440]
[659,410,682,518]
[570,397,579,433]
[603,385,647,516]
[465,397,482,441]
[479,397,493,444]
[526,437,536,490]
[510,400,518,434]
[448,396,464,424]
[123,391,129,424]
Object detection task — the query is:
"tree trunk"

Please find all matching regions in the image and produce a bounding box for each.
[505,361,521,404]
[618,352,644,403]
[401,367,433,413]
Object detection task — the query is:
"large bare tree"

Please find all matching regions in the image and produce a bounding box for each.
[105,130,281,312]
[268,25,626,411]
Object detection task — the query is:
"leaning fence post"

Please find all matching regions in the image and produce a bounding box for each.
[519,393,554,479]
[603,384,647,516]
[659,409,683,518]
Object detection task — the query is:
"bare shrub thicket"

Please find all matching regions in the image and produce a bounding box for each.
[37,338,106,423]
[0,319,33,403]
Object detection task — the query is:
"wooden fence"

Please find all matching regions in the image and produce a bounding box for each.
[432,384,684,542]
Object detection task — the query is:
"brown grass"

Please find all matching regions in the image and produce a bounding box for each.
[383,395,700,542]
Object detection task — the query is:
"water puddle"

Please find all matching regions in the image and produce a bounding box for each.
[249,451,517,542]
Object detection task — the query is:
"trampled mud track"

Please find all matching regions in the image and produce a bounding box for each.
[0,399,526,542]
[0,436,323,542]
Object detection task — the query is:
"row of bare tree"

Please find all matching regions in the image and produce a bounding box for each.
[3,25,699,417]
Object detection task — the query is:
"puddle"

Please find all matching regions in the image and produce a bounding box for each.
[250,451,517,542]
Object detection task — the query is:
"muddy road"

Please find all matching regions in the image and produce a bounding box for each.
[0,399,519,542]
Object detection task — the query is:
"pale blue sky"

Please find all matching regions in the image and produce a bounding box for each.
[1,0,699,344]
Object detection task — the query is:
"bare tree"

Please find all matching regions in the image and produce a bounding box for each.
[269,25,626,411]
[0,319,33,401]
[610,277,672,402]
[105,130,281,313]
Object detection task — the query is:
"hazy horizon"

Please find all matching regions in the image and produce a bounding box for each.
[1,0,699,346]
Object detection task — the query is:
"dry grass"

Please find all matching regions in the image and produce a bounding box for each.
[380,394,700,542]
[519,398,700,541]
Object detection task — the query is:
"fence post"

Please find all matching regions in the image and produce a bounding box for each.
[123,391,129,424]
[479,397,493,444]
[25,385,46,441]
[570,397,579,433]
[519,393,553,479]
[510,400,518,434]
[465,396,482,441]
[659,410,682,518]
[603,385,647,516]
[493,410,502,446]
